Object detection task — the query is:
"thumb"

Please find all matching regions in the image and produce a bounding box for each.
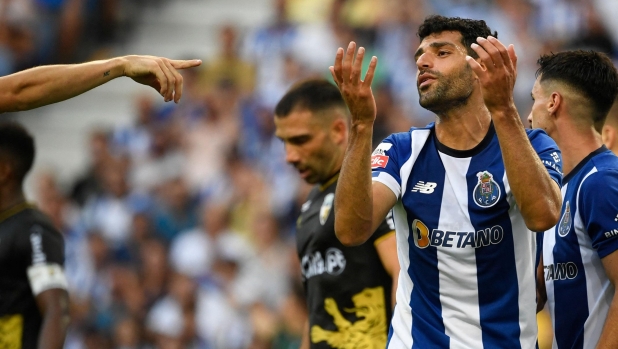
[169,59,202,69]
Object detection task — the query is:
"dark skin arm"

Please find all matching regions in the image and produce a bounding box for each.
[35,288,70,349]
[536,254,547,313]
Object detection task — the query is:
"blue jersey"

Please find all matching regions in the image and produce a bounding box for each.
[371,123,562,349]
[542,146,618,349]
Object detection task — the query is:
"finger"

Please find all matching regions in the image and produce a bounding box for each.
[466,55,485,79]
[157,59,176,102]
[333,48,344,84]
[342,41,356,82]
[350,47,365,85]
[169,59,202,69]
[470,42,493,72]
[363,56,378,87]
[149,61,169,98]
[487,36,511,71]
[164,59,184,103]
[507,44,517,69]
[476,37,503,69]
[329,66,340,88]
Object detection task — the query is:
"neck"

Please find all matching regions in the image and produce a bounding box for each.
[434,93,492,150]
[0,184,26,212]
[554,123,603,177]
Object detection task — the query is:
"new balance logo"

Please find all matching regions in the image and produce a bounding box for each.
[411,181,437,194]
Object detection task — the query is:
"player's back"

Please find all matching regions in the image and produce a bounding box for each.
[0,204,65,349]
[543,146,618,349]
[372,124,562,348]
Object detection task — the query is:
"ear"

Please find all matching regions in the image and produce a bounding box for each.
[602,125,616,150]
[330,118,348,145]
[547,92,562,118]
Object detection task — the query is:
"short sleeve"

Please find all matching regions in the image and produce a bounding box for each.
[371,133,407,199]
[370,210,396,247]
[579,170,618,259]
[527,129,563,187]
[16,222,67,295]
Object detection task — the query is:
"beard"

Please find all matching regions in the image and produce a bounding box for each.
[418,64,475,115]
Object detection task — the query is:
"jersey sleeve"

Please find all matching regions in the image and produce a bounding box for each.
[371,133,408,199]
[527,129,563,187]
[15,222,67,295]
[579,170,618,259]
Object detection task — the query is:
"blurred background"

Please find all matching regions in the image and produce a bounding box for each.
[2,0,618,348]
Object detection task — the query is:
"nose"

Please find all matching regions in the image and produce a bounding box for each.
[527,113,533,127]
[416,52,432,70]
[285,146,300,164]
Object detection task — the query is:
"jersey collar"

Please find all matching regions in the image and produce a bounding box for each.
[319,172,340,191]
[0,201,36,223]
[434,122,496,158]
[563,145,608,185]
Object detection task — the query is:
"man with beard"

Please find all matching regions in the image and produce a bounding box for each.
[274,79,399,349]
[529,51,618,349]
[330,15,563,348]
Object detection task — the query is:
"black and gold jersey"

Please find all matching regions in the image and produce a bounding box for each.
[0,203,65,349]
[296,174,395,349]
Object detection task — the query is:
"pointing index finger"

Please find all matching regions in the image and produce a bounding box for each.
[169,59,203,69]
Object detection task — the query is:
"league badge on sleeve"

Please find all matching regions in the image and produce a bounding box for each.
[558,201,571,237]
[371,143,392,169]
[473,171,501,208]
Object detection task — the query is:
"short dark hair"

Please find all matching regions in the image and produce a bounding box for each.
[536,50,618,125]
[274,79,347,117]
[0,121,35,182]
[417,15,497,58]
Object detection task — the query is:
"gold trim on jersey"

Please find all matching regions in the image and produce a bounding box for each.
[311,287,387,349]
[319,172,340,192]
[0,202,36,224]
[373,230,395,248]
[0,314,23,349]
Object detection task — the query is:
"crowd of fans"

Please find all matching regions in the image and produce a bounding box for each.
[22,0,618,348]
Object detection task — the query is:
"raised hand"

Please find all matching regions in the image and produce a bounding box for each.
[330,42,378,126]
[122,55,202,103]
[465,36,518,114]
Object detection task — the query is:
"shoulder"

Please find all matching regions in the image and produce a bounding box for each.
[581,158,618,190]
[526,128,558,148]
[377,123,434,152]
[6,208,61,239]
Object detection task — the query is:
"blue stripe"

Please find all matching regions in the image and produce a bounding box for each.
[467,137,522,349]
[387,308,395,348]
[553,173,588,349]
[402,134,449,349]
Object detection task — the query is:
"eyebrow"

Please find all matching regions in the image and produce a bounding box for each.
[414,42,458,61]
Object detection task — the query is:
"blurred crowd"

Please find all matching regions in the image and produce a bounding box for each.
[21,0,618,348]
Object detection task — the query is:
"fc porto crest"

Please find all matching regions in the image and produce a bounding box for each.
[558,201,571,237]
[320,193,335,225]
[473,171,501,208]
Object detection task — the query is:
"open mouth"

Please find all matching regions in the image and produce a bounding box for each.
[418,75,436,88]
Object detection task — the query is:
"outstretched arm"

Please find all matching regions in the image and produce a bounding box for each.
[0,55,201,113]
[330,42,397,246]
[467,37,561,232]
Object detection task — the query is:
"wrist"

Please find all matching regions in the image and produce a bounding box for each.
[351,120,374,133]
[489,103,518,120]
[111,56,129,77]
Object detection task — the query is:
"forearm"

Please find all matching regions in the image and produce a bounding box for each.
[596,289,618,349]
[300,319,310,349]
[492,108,561,231]
[335,122,374,246]
[0,57,127,113]
[37,301,70,349]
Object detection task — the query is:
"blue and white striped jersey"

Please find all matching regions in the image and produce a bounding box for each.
[371,123,562,349]
[542,146,618,349]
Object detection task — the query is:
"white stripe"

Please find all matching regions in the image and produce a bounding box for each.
[436,154,484,349]
[373,172,402,199]
[504,172,538,349]
[574,168,613,349]
[544,183,568,349]
[389,128,431,347]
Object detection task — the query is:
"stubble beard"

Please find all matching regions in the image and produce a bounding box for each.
[418,65,475,116]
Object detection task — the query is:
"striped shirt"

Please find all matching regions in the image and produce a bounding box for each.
[371,123,562,349]
[543,146,618,349]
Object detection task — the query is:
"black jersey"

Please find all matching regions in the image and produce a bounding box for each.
[296,174,395,349]
[0,203,65,349]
